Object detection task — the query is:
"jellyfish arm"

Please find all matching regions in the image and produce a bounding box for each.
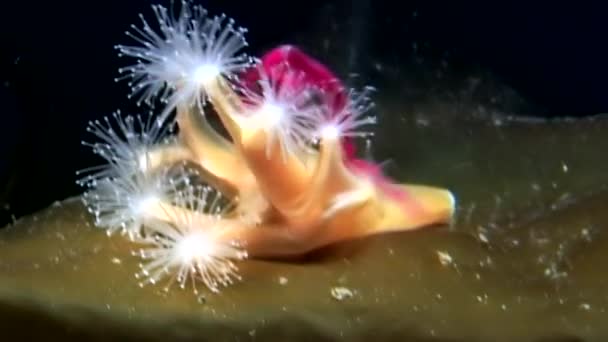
[174,102,257,197]
[203,77,312,212]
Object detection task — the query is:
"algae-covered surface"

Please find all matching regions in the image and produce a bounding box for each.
[2,114,608,341]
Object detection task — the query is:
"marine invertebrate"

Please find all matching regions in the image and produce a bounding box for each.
[237,65,322,160]
[134,185,247,293]
[115,1,253,124]
[79,1,455,293]
[310,86,377,143]
[77,114,173,237]
[76,111,174,187]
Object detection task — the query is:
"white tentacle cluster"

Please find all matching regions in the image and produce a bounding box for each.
[115,0,254,124]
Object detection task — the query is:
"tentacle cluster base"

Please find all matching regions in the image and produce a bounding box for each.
[78,0,456,294]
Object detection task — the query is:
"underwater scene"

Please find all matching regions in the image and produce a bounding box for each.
[1,1,608,341]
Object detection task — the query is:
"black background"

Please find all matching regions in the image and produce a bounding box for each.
[1,0,607,226]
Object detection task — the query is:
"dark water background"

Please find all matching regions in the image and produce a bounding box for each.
[1,0,608,225]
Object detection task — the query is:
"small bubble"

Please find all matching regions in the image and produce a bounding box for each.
[436,251,453,266]
[278,276,288,285]
[415,116,430,127]
[581,227,592,242]
[331,287,354,301]
[197,295,206,304]
[477,226,489,244]
[476,294,488,304]
[111,257,122,265]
